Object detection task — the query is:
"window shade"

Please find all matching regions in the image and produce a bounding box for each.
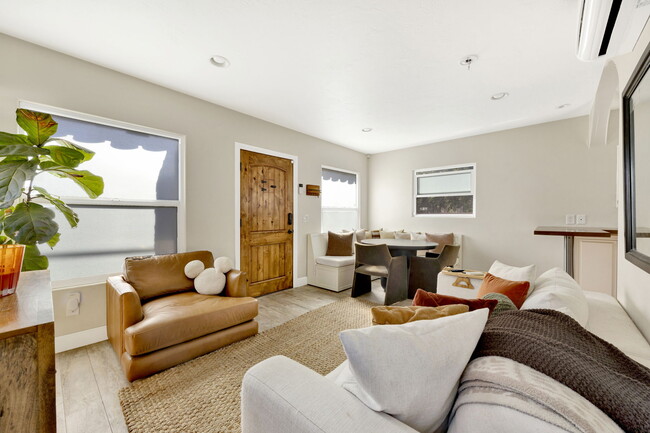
[322,168,357,185]
[417,172,472,195]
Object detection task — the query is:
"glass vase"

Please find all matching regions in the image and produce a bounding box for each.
[0,244,25,297]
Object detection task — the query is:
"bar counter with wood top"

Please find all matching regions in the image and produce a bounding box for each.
[533,226,619,277]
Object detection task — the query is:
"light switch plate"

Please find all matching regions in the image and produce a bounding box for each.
[565,214,576,225]
[576,214,586,225]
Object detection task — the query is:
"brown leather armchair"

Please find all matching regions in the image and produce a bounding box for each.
[107,251,258,381]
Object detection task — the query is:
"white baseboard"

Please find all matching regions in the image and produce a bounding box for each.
[55,326,107,353]
[294,276,308,287]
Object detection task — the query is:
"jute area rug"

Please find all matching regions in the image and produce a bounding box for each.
[119,297,374,433]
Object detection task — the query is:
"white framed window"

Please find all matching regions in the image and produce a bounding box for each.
[413,163,476,217]
[19,102,186,287]
[321,166,360,232]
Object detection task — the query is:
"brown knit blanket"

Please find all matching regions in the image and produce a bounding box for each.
[473,309,650,433]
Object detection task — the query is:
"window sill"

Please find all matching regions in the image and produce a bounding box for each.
[413,214,476,218]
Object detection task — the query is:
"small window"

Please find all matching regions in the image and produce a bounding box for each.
[321,167,359,232]
[414,164,476,217]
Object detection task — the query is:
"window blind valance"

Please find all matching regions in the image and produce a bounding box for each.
[322,168,356,185]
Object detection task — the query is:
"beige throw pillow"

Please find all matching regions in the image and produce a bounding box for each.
[379,230,396,239]
[411,232,426,240]
[395,232,411,240]
[425,232,454,254]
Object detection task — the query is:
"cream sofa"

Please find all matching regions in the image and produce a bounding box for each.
[241,272,650,433]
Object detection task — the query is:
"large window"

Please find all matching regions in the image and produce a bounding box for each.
[20,102,184,284]
[414,164,476,217]
[321,167,359,232]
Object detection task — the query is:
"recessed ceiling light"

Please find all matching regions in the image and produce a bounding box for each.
[362,128,372,132]
[459,55,478,68]
[557,104,571,109]
[490,92,509,100]
[210,55,230,68]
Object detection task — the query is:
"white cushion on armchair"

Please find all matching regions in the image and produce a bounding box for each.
[315,256,355,267]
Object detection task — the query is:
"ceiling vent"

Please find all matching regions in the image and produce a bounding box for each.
[577,0,650,61]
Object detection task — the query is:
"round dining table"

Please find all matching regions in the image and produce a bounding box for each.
[359,238,438,257]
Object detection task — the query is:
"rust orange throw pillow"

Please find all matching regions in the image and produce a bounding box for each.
[412,289,498,313]
[477,273,530,308]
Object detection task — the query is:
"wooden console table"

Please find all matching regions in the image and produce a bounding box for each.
[0,270,55,433]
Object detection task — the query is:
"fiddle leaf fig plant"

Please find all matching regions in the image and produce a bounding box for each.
[0,109,104,271]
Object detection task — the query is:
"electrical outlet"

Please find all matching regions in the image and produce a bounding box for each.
[66,292,81,316]
[576,214,586,225]
[565,214,576,225]
[303,214,309,223]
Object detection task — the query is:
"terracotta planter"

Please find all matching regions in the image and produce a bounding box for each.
[0,244,25,297]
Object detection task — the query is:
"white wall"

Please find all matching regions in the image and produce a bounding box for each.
[0,33,368,336]
[368,116,618,272]
[614,25,650,342]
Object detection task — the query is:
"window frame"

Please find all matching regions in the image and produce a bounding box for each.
[413,163,476,218]
[18,101,186,288]
[320,165,361,232]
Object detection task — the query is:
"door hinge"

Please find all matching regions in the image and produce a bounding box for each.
[240,162,243,171]
[240,218,242,227]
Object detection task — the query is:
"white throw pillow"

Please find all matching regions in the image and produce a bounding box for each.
[488,260,536,294]
[194,268,226,295]
[184,259,205,279]
[332,309,489,433]
[522,267,589,326]
[411,232,426,241]
[214,256,234,274]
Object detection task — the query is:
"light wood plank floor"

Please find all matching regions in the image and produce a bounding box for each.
[55,283,389,433]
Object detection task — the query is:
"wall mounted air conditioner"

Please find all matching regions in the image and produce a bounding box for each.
[577,0,650,61]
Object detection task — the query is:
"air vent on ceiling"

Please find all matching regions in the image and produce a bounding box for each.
[577,0,650,61]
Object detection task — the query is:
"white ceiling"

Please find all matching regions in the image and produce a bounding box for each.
[0,0,610,154]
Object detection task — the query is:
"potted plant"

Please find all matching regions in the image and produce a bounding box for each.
[0,109,104,295]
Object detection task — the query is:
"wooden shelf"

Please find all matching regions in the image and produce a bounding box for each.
[533,226,613,237]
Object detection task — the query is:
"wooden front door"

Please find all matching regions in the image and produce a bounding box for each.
[240,150,294,297]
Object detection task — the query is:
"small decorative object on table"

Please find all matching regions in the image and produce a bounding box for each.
[0,244,25,296]
[437,267,486,298]
[441,267,485,289]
